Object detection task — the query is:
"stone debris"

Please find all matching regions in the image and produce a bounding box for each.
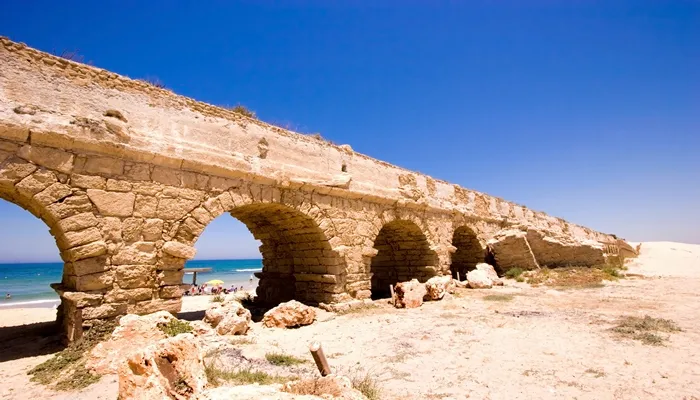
[204,296,252,335]
[466,269,493,289]
[424,275,453,300]
[88,311,174,375]
[119,333,207,400]
[452,279,468,289]
[476,263,504,286]
[394,279,427,308]
[262,300,317,328]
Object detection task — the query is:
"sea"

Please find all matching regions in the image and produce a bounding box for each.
[0,259,262,309]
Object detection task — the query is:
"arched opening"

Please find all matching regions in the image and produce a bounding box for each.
[370,220,438,299]
[184,213,263,301]
[450,226,486,279]
[187,202,346,306]
[0,199,62,307]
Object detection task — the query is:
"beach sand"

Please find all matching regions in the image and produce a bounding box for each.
[1,241,700,399]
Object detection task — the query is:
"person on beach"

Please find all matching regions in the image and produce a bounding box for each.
[5,293,10,300]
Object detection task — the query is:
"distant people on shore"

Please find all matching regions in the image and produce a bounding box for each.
[4,293,10,300]
[183,283,250,296]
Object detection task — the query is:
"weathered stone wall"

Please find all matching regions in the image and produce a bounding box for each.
[0,37,628,340]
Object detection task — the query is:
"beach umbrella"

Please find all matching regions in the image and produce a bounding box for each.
[206,279,224,285]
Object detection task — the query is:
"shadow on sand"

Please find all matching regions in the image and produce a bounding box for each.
[0,321,64,362]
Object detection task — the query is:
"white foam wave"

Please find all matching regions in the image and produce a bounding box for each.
[0,299,59,308]
[236,268,262,272]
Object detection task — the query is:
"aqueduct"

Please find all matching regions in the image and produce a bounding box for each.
[0,37,631,340]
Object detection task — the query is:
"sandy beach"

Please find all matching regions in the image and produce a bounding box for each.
[1,241,699,399]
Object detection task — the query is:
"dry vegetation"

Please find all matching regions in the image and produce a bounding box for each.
[158,319,193,337]
[611,315,682,346]
[28,319,117,390]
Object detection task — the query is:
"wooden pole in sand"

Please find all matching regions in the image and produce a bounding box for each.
[389,284,395,305]
[309,341,331,376]
[457,271,461,282]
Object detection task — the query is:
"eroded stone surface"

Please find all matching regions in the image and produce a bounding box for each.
[394,279,427,308]
[118,333,207,400]
[424,275,453,301]
[262,300,317,328]
[204,298,252,335]
[467,269,493,289]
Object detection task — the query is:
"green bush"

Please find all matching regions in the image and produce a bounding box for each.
[505,267,524,279]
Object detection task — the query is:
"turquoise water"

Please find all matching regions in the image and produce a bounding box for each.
[0,259,262,307]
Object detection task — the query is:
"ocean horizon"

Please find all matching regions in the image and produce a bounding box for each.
[0,258,262,308]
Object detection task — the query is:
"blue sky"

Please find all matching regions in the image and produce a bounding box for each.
[0,1,698,262]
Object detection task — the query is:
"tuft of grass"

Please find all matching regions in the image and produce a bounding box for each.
[54,364,101,391]
[230,104,256,119]
[483,294,515,302]
[28,319,116,389]
[611,315,682,346]
[205,364,291,387]
[265,352,306,366]
[211,294,224,303]
[159,319,193,337]
[230,336,255,345]
[350,371,382,400]
[505,267,524,280]
[139,76,166,89]
[585,368,606,378]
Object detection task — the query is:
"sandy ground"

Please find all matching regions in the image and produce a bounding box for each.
[1,241,699,399]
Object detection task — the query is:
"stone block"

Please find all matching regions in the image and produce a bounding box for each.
[65,270,114,291]
[84,156,124,176]
[122,217,143,242]
[59,226,102,248]
[15,169,57,197]
[127,299,181,315]
[134,195,158,217]
[159,285,182,299]
[64,256,109,276]
[62,241,107,262]
[34,182,72,205]
[58,212,99,232]
[106,179,132,192]
[162,241,197,260]
[142,219,163,241]
[156,197,200,220]
[157,269,185,286]
[115,265,155,289]
[71,174,107,190]
[17,145,74,173]
[104,287,153,303]
[60,291,104,308]
[82,303,127,320]
[87,189,135,217]
[112,242,157,265]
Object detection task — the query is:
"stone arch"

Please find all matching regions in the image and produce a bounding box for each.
[450,225,486,279]
[369,219,439,298]
[0,154,109,340]
[174,190,347,306]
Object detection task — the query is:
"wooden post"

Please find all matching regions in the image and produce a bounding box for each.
[309,341,331,376]
[192,271,198,285]
[457,271,460,282]
[389,284,395,305]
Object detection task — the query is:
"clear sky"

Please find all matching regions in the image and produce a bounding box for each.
[0,1,698,263]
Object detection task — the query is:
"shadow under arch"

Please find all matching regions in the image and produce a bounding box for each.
[216,203,347,305]
[450,226,486,279]
[369,219,439,299]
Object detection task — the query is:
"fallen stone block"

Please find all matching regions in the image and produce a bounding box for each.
[394,279,427,308]
[262,300,316,328]
[204,298,252,335]
[466,269,493,289]
[424,275,453,300]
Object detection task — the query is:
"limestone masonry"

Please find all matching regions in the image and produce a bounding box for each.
[0,37,633,340]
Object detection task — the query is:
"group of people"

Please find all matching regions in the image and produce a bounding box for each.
[185,283,244,296]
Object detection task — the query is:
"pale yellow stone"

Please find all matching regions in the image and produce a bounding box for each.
[87,189,135,217]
